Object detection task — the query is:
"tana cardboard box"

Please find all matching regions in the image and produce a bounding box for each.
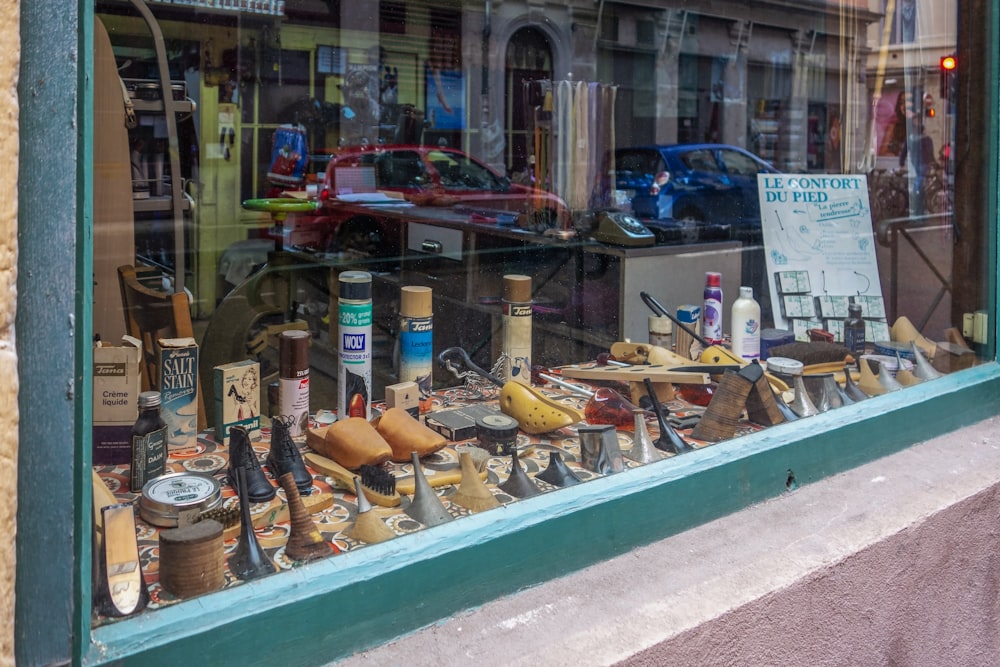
[213,359,262,445]
[92,336,142,465]
[157,337,199,450]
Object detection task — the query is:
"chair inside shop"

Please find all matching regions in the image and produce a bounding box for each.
[117,264,207,431]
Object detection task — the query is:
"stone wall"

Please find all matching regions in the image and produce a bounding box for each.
[0,5,18,667]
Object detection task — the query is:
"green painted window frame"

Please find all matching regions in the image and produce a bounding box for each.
[13,2,1000,665]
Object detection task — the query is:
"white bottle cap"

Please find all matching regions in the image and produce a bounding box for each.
[648,315,672,334]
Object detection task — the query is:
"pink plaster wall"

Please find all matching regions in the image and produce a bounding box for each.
[619,484,1000,666]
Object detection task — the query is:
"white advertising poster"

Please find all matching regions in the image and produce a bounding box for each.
[757,174,888,342]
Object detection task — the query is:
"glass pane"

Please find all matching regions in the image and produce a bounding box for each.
[90,0,985,626]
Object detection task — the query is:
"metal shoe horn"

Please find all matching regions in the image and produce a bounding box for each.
[228,466,277,581]
[876,359,904,393]
[643,378,694,454]
[911,341,943,380]
[824,373,853,407]
[498,448,543,498]
[842,363,869,402]
[403,451,454,527]
[893,351,922,387]
[789,374,819,417]
[578,424,626,473]
[805,373,841,412]
[772,383,801,421]
[349,477,396,544]
[536,451,582,487]
[625,407,665,464]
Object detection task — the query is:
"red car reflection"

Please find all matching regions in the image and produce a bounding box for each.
[319,144,569,231]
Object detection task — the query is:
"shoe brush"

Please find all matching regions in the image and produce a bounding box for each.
[304,452,401,507]
[396,462,488,495]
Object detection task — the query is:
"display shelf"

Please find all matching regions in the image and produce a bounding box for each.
[131,98,195,115]
[132,194,192,214]
[121,0,192,291]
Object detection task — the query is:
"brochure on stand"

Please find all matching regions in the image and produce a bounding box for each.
[757,174,888,341]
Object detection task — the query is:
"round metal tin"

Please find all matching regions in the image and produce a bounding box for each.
[476,414,520,456]
[872,340,916,361]
[765,356,804,377]
[139,471,223,528]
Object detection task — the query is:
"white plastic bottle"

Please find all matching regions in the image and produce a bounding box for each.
[730,286,761,361]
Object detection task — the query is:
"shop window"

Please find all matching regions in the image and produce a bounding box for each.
[53,0,997,663]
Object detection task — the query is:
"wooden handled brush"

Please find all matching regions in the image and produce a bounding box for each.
[198,492,334,541]
[395,466,488,496]
[304,452,401,507]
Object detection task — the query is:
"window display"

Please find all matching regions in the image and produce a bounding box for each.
[25,0,994,662]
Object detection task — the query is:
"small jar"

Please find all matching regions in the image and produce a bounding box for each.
[844,303,866,355]
[131,391,168,491]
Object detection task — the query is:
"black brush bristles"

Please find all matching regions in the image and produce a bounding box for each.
[360,464,397,497]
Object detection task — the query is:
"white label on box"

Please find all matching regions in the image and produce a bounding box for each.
[214,359,262,444]
[92,336,142,465]
[159,337,199,449]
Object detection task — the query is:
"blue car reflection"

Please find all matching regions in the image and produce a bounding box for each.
[615,143,779,242]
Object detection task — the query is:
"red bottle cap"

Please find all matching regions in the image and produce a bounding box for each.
[705,271,722,287]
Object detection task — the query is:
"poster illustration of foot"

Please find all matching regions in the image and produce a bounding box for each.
[757,174,889,343]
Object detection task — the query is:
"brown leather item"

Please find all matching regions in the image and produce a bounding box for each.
[372,407,448,462]
[305,418,392,470]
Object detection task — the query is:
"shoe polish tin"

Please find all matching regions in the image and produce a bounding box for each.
[764,356,804,386]
[475,414,520,455]
[140,471,223,528]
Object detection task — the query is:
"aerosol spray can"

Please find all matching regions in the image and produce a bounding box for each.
[730,286,761,361]
[702,271,724,345]
[399,286,433,410]
[338,271,373,419]
[502,274,532,385]
[278,329,310,436]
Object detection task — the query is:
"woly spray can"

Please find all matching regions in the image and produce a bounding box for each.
[730,286,761,361]
[502,274,532,385]
[278,329,310,436]
[702,271,724,345]
[338,271,373,419]
[399,286,433,411]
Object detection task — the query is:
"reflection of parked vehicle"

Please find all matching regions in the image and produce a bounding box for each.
[302,145,569,262]
[615,144,778,241]
[319,145,569,231]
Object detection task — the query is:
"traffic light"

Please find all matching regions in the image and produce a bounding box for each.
[940,54,958,111]
[923,93,935,118]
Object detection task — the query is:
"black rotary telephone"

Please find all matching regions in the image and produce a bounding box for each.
[593,211,656,247]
